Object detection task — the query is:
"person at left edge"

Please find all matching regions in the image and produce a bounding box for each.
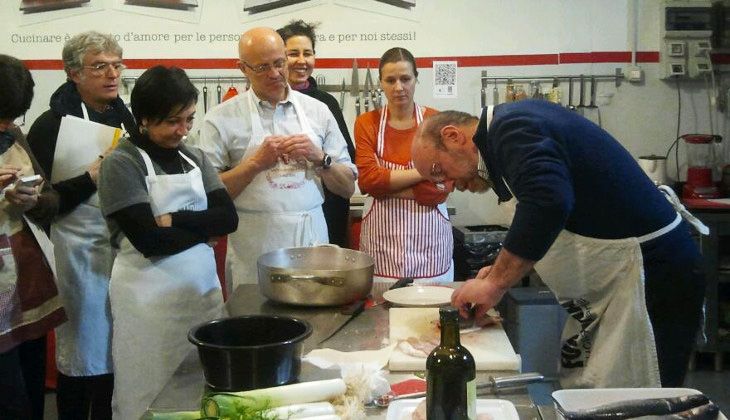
[26,31,134,420]
[98,66,238,420]
[0,54,66,420]
[277,20,356,248]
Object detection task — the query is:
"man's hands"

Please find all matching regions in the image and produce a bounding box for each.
[451,267,509,320]
[279,134,324,165]
[247,134,325,172]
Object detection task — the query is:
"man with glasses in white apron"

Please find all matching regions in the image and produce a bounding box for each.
[26,31,134,419]
[411,102,706,389]
[196,27,356,291]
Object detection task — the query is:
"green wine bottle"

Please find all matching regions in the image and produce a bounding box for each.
[426,306,476,420]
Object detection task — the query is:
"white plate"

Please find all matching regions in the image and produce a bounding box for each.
[552,388,727,420]
[386,397,519,420]
[382,285,454,307]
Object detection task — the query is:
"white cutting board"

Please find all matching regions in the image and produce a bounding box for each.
[388,308,521,371]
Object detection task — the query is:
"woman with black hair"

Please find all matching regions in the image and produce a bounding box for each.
[277,20,355,248]
[97,66,237,420]
[0,54,65,420]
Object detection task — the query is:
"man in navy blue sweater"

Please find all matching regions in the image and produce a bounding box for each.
[412,100,705,388]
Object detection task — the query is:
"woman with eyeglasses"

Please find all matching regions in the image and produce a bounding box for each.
[355,47,454,297]
[98,66,237,419]
[277,20,355,248]
[26,30,135,420]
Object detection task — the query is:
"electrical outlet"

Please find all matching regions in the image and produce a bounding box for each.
[627,66,644,83]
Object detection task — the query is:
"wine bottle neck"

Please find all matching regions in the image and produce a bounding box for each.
[440,318,461,347]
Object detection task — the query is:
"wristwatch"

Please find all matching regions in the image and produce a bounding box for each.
[321,153,332,169]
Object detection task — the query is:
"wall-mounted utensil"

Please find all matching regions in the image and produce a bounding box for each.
[576,74,586,114]
[480,70,488,108]
[588,76,597,108]
[339,78,346,111]
[363,66,371,112]
[216,80,222,104]
[492,85,499,105]
[202,84,208,113]
[350,59,359,97]
[316,74,326,86]
[375,88,383,109]
[567,77,576,111]
[355,96,361,116]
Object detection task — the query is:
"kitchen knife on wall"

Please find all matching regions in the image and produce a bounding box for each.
[339,78,346,111]
[567,77,575,111]
[363,67,371,112]
[355,96,361,116]
[576,74,586,114]
[350,59,359,97]
[202,85,208,113]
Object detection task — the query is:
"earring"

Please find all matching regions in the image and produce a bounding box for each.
[139,125,148,135]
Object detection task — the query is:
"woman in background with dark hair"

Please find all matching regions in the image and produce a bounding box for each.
[0,54,65,420]
[277,20,355,248]
[355,47,453,297]
[98,66,237,420]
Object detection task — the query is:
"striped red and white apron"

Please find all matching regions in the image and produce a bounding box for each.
[360,105,453,296]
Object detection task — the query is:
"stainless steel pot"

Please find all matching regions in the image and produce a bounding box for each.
[257,246,374,306]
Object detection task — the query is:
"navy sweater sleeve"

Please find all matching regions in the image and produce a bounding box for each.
[170,188,238,237]
[109,189,236,258]
[492,113,574,261]
[109,203,207,258]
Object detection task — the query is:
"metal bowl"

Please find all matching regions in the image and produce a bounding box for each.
[257,246,374,306]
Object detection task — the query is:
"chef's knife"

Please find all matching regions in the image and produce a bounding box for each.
[350,59,359,97]
[576,74,586,114]
[355,96,361,116]
[567,77,575,111]
[372,372,544,407]
[363,67,371,112]
[216,83,222,104]
[339,78,346,111]
[317,298,367,345]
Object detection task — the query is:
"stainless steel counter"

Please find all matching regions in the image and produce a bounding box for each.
[148,284,557,419]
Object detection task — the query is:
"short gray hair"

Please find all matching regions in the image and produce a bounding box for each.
[62,31,122,75]
[419,110,479,149]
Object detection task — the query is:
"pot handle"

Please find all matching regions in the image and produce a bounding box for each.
[270,273,345,287]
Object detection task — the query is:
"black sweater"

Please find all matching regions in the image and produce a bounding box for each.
[106,134,238,258]
[26,81,136,215]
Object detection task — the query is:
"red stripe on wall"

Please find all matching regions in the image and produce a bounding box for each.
[23,51,661,70]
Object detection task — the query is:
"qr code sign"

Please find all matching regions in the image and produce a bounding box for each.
[435,62,456,86]
[433,61,457,98]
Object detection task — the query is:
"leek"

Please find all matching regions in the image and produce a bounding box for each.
[202,379,346,418]
[141,409,214,419]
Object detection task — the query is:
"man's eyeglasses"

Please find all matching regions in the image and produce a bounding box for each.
[240,59,286,74]
[430,162,445,180]
[83,62,126,76]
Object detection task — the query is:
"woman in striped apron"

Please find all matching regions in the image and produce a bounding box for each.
[355,47,453,298]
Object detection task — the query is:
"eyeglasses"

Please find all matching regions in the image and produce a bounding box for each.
[83,62,126,76]
[240,59,286,74]
[430,162,445,180]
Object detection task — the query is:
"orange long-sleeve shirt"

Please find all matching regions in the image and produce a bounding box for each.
[354,107,450,206]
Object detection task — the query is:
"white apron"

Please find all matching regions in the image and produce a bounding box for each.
[110,148,223,420]
[485,102,703,388]
[227,91,328,290]
[360,105,453,298]
[52,103,115,376]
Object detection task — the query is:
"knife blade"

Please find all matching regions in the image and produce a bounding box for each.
[350,59,359,97]
[317,298,367,345]
[339,78,346,111]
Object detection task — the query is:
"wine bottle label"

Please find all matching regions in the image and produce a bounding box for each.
[467,378,476,419]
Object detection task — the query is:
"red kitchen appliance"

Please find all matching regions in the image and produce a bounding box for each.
[682,134,722,199]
